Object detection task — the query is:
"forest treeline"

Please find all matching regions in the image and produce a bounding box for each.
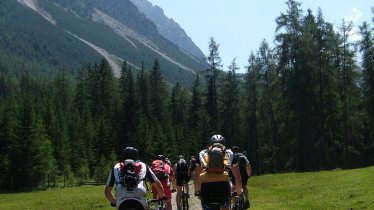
[0,0,373,191]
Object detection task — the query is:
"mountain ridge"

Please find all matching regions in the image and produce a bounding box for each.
[2,0,207,86]
[130,0,206,62]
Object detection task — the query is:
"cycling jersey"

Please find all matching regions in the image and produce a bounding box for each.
[106,161,157,206]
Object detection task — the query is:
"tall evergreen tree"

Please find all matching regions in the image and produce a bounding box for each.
[219,59,241,147]
[204,37,222,133]
[359,21,374,165]
[275,0,305,171]
[170,82,188,155]
[337,21,362,168]
[256,41,281,172]
[149,59,166,121]
[187,75,204,154]
[244,53,260,174]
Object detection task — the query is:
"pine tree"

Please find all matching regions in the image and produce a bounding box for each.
[204,37,222,133]
[187,75,204,154]
[244,53,260,174]
[170,82,188,155]
[359,21,374,165]
[219,58,241,147]
[337,21,362,168]
[149,59,166,121]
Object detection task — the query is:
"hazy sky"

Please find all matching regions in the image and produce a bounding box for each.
[147,0,373,73]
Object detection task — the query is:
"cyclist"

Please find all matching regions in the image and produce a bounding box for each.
[231,146,252,209]
[151,154,176,210]
[165,157,172,166]
[104,147,165,210]
[194,134,243,210]
[189,156,197,179]
[174,155,190,210]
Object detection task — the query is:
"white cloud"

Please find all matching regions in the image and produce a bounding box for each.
[342,8,363,42]
[346,8,363,23]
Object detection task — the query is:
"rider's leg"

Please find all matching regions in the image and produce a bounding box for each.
[151,185,159,208]
[243,186,248,201]
[185,181,190,194]
[242,178,250,208]
[166,200,172,210]
[163,182,172,210]
[176,185,183,207]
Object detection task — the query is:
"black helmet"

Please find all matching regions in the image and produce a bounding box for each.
[231,145,240,153]
[122,147,138,160]
[156,154,165,161]
[210,134,225,144]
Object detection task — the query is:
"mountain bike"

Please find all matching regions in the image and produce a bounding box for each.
[181,181,189,210]
[230,192,244,210]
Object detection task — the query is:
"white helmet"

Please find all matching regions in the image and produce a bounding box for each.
[210,134,225,144]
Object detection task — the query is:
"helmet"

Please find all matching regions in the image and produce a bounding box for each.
[178,155,184,160]
[122,147,139,160]
[210,134,225,144]
[156,154,165,161]
[231,145,240,153]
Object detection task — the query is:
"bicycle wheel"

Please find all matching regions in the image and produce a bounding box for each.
[182,192,189,210]
[160,200,167,210]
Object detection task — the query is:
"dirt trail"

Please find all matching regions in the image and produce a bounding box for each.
[171,182,202,210]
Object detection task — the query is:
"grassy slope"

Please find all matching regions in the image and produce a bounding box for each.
[0,166,373,210]
[250,166,374,209]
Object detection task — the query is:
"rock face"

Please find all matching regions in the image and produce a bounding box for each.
[130,0,206,62]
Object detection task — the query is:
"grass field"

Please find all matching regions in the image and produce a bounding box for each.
[1,166,373,209]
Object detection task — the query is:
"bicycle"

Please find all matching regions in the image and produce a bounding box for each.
[230,192,244,210]
[181,181,189,210]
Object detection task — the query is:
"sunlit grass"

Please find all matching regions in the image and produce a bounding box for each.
[249,166,374,209]
[1,166,373,209]
[0,185,111,210]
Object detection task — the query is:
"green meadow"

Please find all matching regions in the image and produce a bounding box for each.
[1,166,373,210]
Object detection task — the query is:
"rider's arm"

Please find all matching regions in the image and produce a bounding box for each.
[105,185,116,204]
[170,166,177,190]
[145,165,166,198]
[232,164,243,195]
[193,164,202,194]
[244,156,252,177]
[104,168,116,204]
[152,179,165,198]
[230,153,243,195]
[246,163,252,177]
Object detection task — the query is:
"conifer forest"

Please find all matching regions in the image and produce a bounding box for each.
[0,0,373,191]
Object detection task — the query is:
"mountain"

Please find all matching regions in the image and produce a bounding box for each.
[129,0,206,62]
[0,0,207,85]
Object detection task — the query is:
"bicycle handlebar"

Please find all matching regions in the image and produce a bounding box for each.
[147,197,167,203]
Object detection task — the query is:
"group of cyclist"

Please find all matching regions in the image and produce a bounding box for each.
[105,134,252,210]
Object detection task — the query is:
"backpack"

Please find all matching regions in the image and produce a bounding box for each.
[119,160,142,190]
[236,153,248,177]
[151,160,169,179]
[200,143,230,183]
[177,159,189,175]
[206,143,227,173]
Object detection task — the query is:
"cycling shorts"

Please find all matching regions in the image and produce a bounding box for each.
[200,181,230,210]
[176,174,190,186]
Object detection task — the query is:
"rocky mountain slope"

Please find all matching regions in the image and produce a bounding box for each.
[2,0,207,85]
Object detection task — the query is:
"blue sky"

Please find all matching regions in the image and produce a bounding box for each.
[147,0,373,73]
